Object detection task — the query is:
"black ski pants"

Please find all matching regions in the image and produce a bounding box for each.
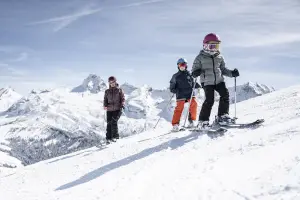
[199,82,230,121]
[106,110,122,140]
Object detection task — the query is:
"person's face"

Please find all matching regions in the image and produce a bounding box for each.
[109,80,116,87]
[178,62,187,71]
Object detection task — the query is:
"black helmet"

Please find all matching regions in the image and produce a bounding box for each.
[108,76,116,82]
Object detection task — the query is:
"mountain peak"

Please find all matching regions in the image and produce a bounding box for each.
[71,74,107,93]
[242,81,275,94]
[0,87,22,112]
[228,82,275,103]
[120,82,138,94]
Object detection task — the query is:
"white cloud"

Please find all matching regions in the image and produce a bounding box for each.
[28,6,102,32]
[227,32,300,48]
[119,0,164,8]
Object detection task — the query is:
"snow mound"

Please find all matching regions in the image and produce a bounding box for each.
[71,74,107,93]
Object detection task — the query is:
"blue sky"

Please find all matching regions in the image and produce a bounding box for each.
[0,0,300,94]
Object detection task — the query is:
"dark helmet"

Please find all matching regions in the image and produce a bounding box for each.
[108,76,116,82]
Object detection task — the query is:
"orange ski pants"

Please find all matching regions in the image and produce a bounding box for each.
[172,98,197,125]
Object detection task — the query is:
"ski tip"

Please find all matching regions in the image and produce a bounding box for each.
[256,119,265,123]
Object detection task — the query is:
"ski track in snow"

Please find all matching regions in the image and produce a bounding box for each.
[0,85,300,199]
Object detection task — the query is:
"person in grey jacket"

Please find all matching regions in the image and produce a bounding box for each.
[191,33,239,129]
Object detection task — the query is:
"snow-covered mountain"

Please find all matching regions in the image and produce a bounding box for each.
[228,82,275,103]
[0,87,22,112]
[1,84,299,199]
[0,75,274,169]
[120,82,138,95]
[71,74,107,93]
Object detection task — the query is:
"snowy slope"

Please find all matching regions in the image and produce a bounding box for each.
[0,87,22,112]
[0,76,274,168]
[0,84,299,199]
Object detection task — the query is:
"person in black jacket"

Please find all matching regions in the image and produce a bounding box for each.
[169,58,201,131]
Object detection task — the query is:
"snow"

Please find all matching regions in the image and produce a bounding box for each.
[0,87,22,112]
[228,81,275,103]
[71,74,107,93]
[0,84,299,199]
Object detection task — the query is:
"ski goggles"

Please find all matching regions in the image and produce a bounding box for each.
[178,63,187,67]
[204,42,220,51]
[109,81,116,84]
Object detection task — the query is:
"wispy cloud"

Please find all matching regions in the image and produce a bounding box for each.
[228,32,300,48]
[0,64,27,76]
[10,52,28,62]
[119,0,164,8]
[0,63,9,67]
[28,5,102,32]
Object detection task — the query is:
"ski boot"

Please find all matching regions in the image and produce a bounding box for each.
[186,120,197,128]
[172,124,181,132]
[216,114,236,125]
[196,120,210,130]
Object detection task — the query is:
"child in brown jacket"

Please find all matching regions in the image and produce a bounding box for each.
[103,76,125,143]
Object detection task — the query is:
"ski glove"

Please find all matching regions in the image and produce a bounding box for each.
[231,68,240,77]
[170,88,177,94]
[192,70,201,78]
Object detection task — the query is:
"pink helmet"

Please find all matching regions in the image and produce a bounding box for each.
[203,33,221,44]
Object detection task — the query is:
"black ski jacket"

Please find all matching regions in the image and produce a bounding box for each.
[169,70,200,101]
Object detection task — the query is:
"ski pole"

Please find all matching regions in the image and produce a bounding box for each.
[234,77,237,119]
[183,77,198,127]
[154,93,175,129]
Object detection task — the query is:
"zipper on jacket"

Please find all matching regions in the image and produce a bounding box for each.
[112,89,114,110]
[211,56,216,85]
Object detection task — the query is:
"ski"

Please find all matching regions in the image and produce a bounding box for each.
[217,119,265,129]
[187,127,227,134]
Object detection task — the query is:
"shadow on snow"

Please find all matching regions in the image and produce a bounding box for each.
[55,131,211,191]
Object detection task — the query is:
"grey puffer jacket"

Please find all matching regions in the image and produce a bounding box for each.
[191,50,233,86]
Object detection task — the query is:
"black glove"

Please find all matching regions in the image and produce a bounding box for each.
[170,88,177,93]
[192,70,201,78]
[231,68,240,77]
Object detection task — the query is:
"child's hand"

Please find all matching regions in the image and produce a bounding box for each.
[232,68,239,77]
